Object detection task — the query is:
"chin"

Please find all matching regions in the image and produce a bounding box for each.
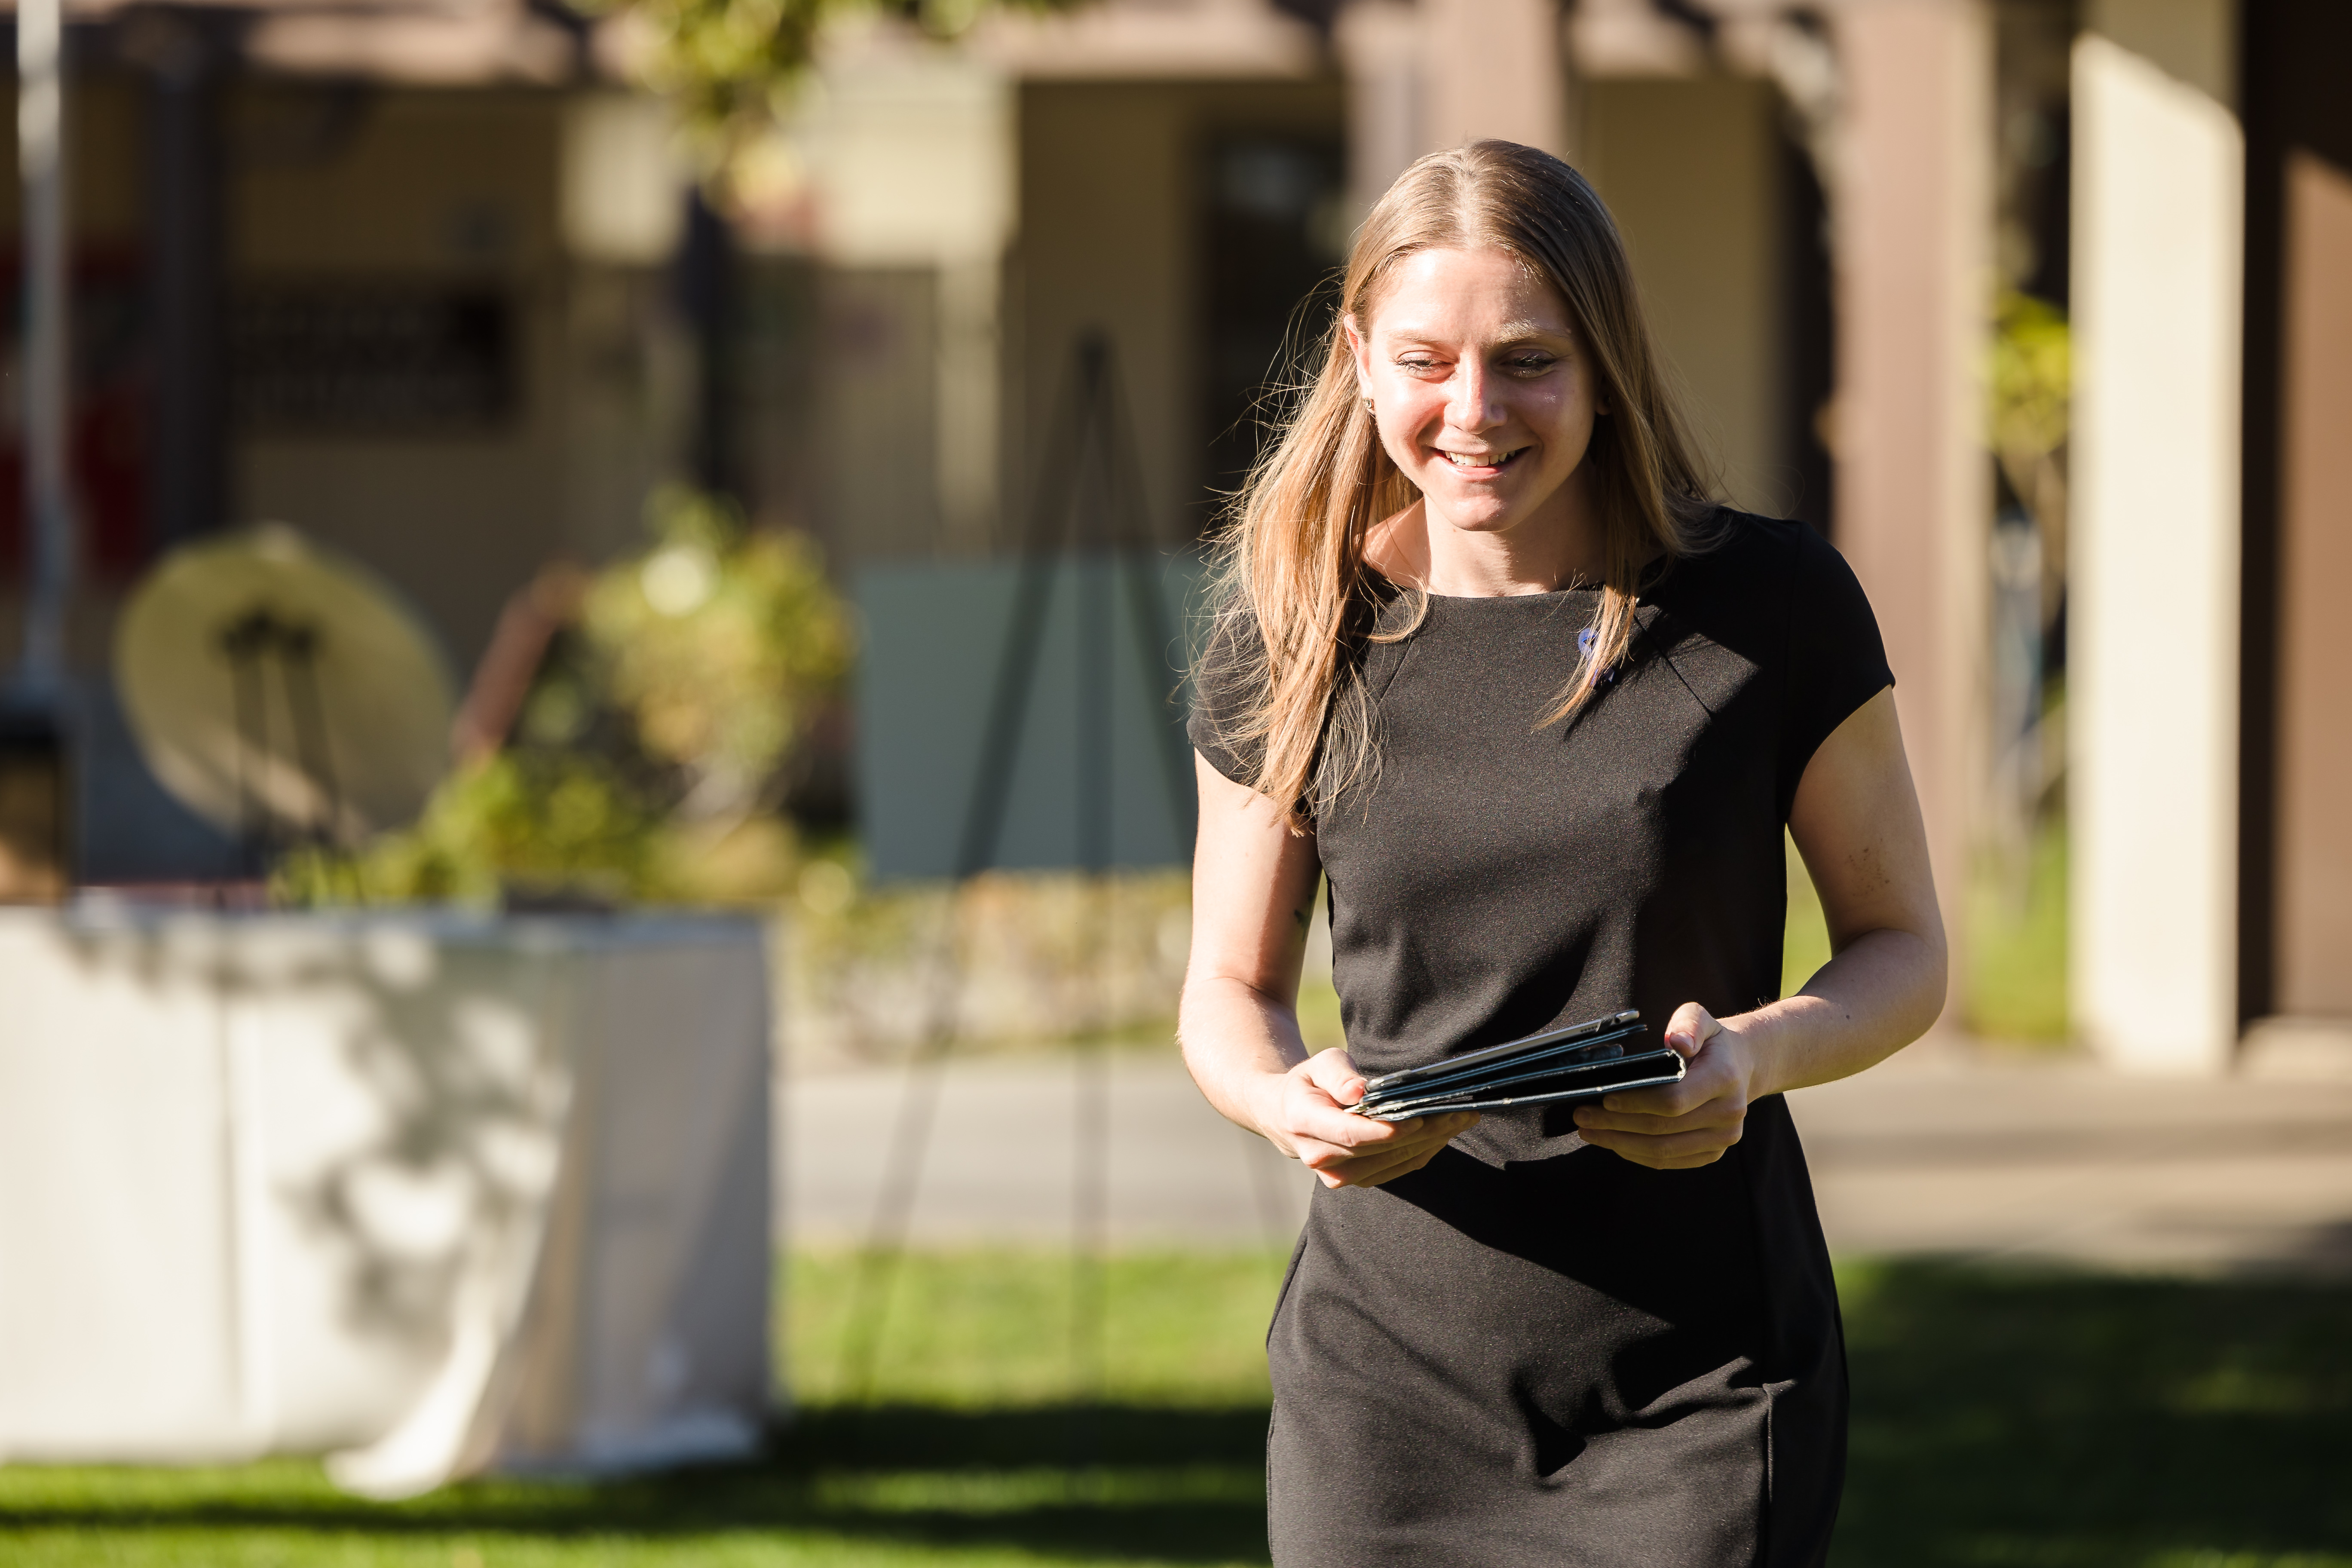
[1428,502,1520,535]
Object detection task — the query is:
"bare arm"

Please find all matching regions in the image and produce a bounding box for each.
[1758,685,1950,1090]
[1178,753,1479,1188]
[1573,687,1947,1167]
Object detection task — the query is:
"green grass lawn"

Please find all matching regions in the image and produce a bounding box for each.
[1966,816,2071,1044]
[1835,1261,2352,1566]
[6,1253,2349,1566]
[1783,823,2072,1046]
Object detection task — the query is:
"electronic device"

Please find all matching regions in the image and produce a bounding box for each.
[1350,1010,1685,1121]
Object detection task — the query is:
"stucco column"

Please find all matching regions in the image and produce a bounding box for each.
[1827,0,1993,1029]
[1420,0,1569,157]
[1335,0,1569,222]
[2069,3,2244,1073]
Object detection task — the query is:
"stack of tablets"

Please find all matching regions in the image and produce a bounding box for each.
[1348,1011,1684,1122]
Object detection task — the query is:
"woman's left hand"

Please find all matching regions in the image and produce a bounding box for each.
[1570,1002,1759,1169]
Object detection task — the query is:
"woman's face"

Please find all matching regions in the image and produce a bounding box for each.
[1347,246,1604,546]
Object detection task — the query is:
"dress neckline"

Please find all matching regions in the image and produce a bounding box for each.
[1365,566,1603,604]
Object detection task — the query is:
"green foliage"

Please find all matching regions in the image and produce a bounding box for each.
[609,0,835,156]
[584,0,1085,162]
[278,752,664,910]
[587,486,852,820]
[278,487,849,910]
[1989,290,2071,468]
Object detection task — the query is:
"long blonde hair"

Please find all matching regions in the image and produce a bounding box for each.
[1204,139,1718,832]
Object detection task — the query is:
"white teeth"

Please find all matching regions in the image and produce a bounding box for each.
[1443,449,1516,467]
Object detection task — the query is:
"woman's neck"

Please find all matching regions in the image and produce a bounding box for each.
[1368,493,1608,598]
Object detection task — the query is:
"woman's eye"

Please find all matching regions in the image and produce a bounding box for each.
[1396,357,1443,375]
[1506,355,1558,376]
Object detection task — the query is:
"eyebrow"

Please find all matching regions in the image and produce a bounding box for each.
[1382,319,1573,346]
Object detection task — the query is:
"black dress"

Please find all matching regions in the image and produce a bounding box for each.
[1188,511,1892,1568]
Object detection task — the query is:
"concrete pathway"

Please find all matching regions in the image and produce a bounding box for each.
[784,1048,1313,1250]
[781,1040,2352,1273]
[1790,1040,2352,1273]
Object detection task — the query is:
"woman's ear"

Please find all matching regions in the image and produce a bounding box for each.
[1342,314,1373,398]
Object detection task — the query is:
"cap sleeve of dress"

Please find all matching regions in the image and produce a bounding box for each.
[1777,525,1895,818]
[1186,609,1266,788]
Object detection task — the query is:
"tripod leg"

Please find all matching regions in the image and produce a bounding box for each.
[836,341,1099,1406]
[281,638,345,848]
[228,649,267,877]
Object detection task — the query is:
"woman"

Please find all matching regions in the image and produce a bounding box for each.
[1179,141,1945,1567]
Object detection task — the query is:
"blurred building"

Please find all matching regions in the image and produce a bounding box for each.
[0,0,2343,1066]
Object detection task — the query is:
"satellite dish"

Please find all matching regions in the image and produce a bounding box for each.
[116,525,456,850]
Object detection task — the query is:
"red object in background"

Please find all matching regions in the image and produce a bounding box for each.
[0,248,153,582]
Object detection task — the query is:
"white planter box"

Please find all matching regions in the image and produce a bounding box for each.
[0,907,773,1495]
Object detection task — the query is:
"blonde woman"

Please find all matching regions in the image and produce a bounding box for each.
[1180,141,1945,1566]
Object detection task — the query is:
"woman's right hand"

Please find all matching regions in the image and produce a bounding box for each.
[1180,753,1475,1190]
[1252,1047,1480,1189]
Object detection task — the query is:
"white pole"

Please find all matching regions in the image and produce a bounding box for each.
[16,0,72,696]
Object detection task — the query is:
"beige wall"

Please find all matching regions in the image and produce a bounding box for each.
[231,88,575,674]
[2082,0,2236,102]
[0,83,688,687]
[2070,19,2244,1072]
[2274,149,2352,1016]
[1578,77,1783,517]
[0,74,148,672]
[1015,79,1344,547]
[816,266,944,562]
[0,72,145,244]
[1833,0,1994,1029]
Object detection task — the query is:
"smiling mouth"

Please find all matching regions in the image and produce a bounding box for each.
[1440,447,1525,470]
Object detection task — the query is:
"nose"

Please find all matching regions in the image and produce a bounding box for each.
[1446,358,1506,434]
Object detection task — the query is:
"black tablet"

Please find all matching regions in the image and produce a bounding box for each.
[1357,1010,1642,1100]
[1353,1045,1685,1121]
[1355,1023,1648,1110]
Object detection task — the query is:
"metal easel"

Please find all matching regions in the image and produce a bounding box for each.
[836,330,1196,1418]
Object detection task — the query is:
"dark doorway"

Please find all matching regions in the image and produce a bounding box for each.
[1197,135,1344,537]
[1773,115,1835,539]
[2240,0,2352,1024]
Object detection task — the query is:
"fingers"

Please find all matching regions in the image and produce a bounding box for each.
[1574,1091,1744,1137]
[1319,1144,1447,1188]
[1285,1085,1399,1151]
[1297,1110,1475,1168]
[1302,1047,1368,1106]
[1575,1121,1743,1169]
[1285,1108,1426,1166]
[1314,1138,1453,1188]
[1575,1082,1748,1167]
[1577,1046,1745,1127]
[1301,1111,1479,1188]
[1584,1007,1749,1121]
[1591,1075,1721,1120]
[1574,1006,1748,1167]
[1281,1048,1410,1151]
[1663,1001,1721,1060]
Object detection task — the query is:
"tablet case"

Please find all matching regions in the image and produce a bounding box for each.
[1348,1011,1684,1121]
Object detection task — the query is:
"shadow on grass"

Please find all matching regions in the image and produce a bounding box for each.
[9,1263,2352,1567]
[1834,1259,2352,1567]
[0,1405,1275,1566]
